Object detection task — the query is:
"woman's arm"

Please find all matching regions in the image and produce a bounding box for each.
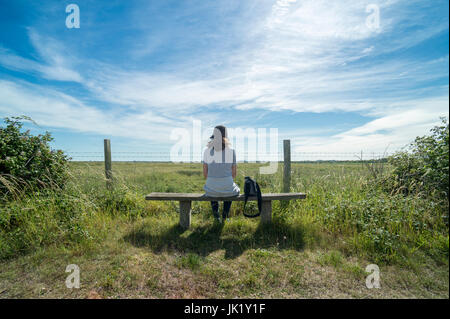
[203,163,208,179]
[232,164,237,179]
[231,149,237,179]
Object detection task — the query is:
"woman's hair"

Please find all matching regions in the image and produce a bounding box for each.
[207,125,231,150]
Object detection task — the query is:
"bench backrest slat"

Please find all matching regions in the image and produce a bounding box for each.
[145,192,306,201]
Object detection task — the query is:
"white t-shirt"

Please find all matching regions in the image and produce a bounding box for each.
[202,147,236,178]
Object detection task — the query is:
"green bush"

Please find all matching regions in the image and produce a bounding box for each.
[0,116,69,197]
[381,117,449,199]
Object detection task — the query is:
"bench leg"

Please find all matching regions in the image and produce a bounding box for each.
[261,200,272,224]
[179,200,191,229]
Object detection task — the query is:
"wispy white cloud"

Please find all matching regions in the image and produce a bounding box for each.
[75,0,448,117]
[0,28,83,82]
[0,79,181,142]
[293,95,449,155]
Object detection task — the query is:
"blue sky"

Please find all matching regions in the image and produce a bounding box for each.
[0,0,448,161]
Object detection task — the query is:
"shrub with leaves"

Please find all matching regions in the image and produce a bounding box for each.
[0,116,70,197]
[380,117,449,199]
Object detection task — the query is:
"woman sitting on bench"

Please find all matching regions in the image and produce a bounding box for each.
[202,125,240,223]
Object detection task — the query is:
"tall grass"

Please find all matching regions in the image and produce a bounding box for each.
[0,161,448,266]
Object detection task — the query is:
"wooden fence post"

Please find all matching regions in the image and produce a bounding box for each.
[104,139,112,189]
[283,139,291,193]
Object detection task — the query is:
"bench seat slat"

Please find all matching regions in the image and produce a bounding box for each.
[145,192,306,201]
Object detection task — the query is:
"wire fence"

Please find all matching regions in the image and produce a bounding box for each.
[67,151,393,162]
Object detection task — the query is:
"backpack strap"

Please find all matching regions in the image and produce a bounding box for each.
[256,182,262,213]
[243,178,251,210]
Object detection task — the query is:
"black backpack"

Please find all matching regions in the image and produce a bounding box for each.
[243,176,262,218]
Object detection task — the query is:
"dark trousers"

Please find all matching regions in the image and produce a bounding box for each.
[211,201,232,218]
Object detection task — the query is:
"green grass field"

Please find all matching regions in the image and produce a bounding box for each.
[0,161,448,298]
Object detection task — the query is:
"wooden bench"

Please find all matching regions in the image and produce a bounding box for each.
[145,192,307,229]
